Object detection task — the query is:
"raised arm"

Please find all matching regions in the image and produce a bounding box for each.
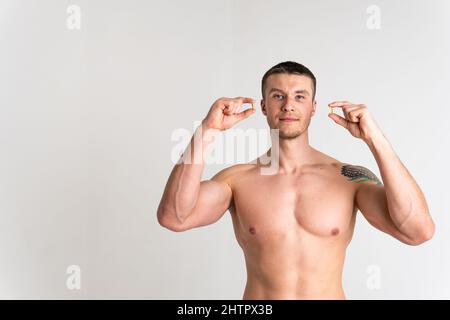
[157,97,256,232]
[344,164,433,246]
[329,101,435,245]
[356,135,435,245]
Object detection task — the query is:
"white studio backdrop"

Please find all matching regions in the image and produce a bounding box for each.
[1,0,449,299]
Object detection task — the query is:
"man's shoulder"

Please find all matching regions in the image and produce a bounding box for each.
[315,156,381,184]
[310,151,345,172]
[318,156,382,186]
[339,163,383,185]
[211,163,257,183]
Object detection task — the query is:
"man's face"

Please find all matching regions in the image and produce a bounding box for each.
[262,73,317,140]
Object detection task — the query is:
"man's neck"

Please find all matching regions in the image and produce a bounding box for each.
[267,130,317,174]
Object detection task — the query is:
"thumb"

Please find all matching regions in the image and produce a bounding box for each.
[328,113,349,129]
[235,107,256,122]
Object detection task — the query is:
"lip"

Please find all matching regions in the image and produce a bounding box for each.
[279,117,299,122]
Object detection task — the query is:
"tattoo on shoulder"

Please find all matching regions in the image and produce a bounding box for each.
[340,165,383,185]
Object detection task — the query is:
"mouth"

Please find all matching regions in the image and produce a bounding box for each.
[279,117,299,122]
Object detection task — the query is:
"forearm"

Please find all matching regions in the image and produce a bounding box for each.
[366,133,433,237]
[158,123,218,223]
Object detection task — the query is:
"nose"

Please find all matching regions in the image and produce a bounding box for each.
[281,96,295,112]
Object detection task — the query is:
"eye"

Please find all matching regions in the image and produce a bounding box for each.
[273,94,284,100]
[296,95,305,100]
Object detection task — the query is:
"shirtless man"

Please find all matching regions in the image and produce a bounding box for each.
[157,61,435,299]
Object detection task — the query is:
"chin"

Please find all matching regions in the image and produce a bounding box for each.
[279,130,303,140]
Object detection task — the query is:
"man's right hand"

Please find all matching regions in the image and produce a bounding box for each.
[202,97,256,131]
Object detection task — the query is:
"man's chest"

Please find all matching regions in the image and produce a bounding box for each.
[230,169,357,238]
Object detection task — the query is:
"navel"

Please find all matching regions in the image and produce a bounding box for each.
[331,228,340,236]
[249,227,256,235]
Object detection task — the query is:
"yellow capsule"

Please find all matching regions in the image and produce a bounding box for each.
[328,106,333,114]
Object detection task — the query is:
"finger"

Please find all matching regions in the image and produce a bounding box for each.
[347,108,365,122]
[329,103,356,116]
[330,104,358,112]
[235,97,256,104]
[331,105,358,120]
[236,107,256,120]
[236,100,256,114]
[342,105,364,121]
[328,113,349,129]
[328,101,352,107]
[219,99,233,111]
[223,97,255,115]
[223,104,233,115]
[348,108,366,122]
[347,112,360,122]
[343,105,360,112]
[235,97,256,111]
[342,105,359,119]
[230,101,241,114]
[328,103,354,116]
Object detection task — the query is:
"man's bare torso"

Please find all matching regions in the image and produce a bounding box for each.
[223,152,358,300]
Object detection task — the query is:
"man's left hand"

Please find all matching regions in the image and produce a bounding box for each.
[328,101,383,143]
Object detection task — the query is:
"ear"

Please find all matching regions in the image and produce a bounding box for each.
[261,99,267,116]
[311,99,317,117]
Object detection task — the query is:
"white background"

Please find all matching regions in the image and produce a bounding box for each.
[1,0,449,299]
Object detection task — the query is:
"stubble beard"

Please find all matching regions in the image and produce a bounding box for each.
[278,117,310,140]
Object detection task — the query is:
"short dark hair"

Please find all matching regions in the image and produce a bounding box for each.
[261,61,316,100]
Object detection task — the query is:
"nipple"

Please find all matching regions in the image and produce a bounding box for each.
[249,227,256,235]
[331,228,340,236]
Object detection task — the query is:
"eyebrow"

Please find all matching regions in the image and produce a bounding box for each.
[268,88,310,96]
